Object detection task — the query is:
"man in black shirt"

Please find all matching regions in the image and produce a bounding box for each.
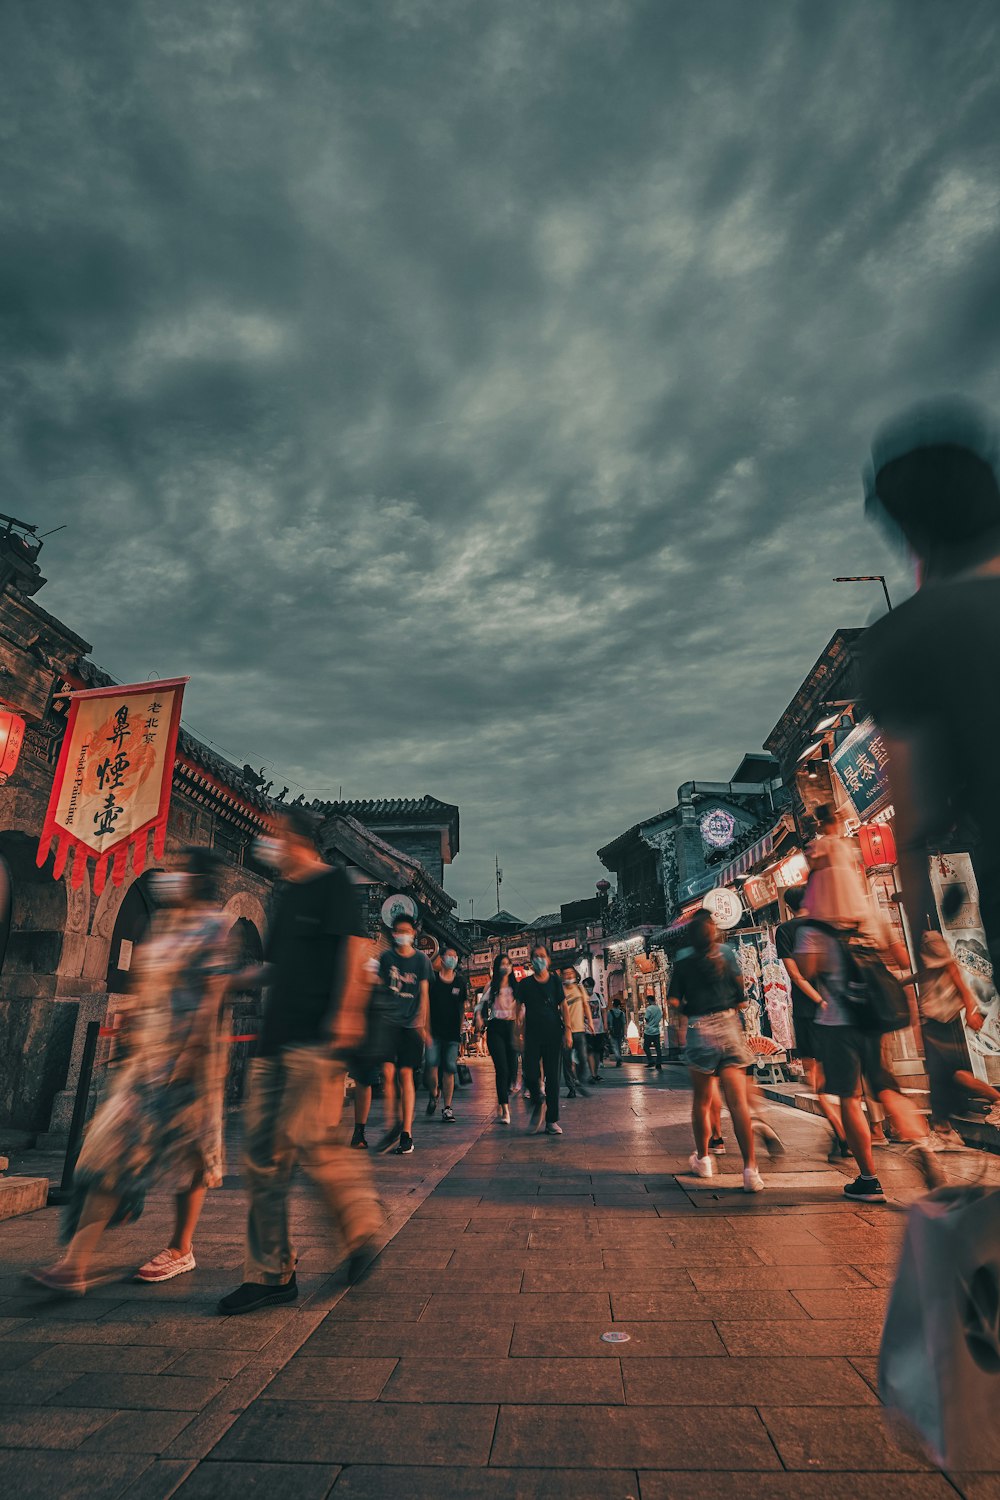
[426,944,468,1123]
[862,398,1000,978]
[219,808,381,1314]
[775,887,849,1159]
[517,944,573,1135]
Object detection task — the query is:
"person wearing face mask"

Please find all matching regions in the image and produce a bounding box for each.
[219,807,382,1314]
[478,953,520,1123]
[517,945,574,1135]
[30,850,248,1295]
[374,913,433,1156]
[425,945,468,1123]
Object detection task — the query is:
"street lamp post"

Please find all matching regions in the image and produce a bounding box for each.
[833,575,893,613]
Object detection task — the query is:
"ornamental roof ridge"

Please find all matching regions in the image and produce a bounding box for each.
[322,811,456,912]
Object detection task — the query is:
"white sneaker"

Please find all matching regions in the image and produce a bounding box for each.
[135,1248,196,1283]
[688,1153,713,1178]
[545,1121,563,1135]
[743,1167,765,1193]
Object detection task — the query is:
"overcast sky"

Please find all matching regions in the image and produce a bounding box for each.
[3,1,999,921]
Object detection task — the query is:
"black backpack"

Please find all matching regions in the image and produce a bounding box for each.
[800,920,910,1035]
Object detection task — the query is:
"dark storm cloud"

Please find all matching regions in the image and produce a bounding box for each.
[2,0,999,918]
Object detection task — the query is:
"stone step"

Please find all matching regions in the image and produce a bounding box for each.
[0,1176,48,1221]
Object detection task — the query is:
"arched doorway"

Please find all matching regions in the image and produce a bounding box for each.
[105,873,156,997]
[226,916,263,1106]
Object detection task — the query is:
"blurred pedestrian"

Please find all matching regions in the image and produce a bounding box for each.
[777,886,850,1160]
[425,944,467,1124]
[668,911,764,1193]
[30,850,244,1295]
[519,945,573,1135]
[478,954,519,1123]
[583,976,607,1079]
[561,965,593,1096]
[607,997,627,1066]
[862,400,1000,955]
[909,931,1000,1142]
[219,809,381,1313]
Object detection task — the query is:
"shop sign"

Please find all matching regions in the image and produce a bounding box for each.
[773,852,809,888]
[552,937,576,952]
[743,873,778,910]
[380,892,418,927]
[831,717,892,820]
[508,944,530,961]
[418,933,439,959]
[471,951,492,969]
[702,887,743,929]
[700,807,736,849]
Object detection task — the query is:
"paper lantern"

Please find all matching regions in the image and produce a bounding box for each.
[859,822,897,869]
[0,708,25,785]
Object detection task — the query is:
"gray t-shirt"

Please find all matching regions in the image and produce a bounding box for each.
[794,927,853,1028]
[377,946,433,1028]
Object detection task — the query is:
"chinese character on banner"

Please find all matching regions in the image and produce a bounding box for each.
[37,677,188,891]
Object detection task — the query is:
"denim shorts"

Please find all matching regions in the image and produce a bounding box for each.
[425,1038,460,1075]
[685,1010,752,1075]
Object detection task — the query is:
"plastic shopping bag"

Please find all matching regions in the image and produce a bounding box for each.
[878,1186,1000,1471]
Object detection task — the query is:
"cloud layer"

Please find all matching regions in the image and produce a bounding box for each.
[3,0,999,918]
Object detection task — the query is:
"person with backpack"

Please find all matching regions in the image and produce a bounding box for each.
[794,920,942,1200]
[478,953,520,1123]
[607,997,628,1066]
[776,886,850,1160]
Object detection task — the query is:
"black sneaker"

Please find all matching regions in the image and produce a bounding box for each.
[843,1176,886,1204]
[565,1089,577,1099]
[392,1133,415,1155]
[426,1095,437,1117]
[709,1135,726,1155]
[375,1123,402,1155]
[350,1125,368,1150]
[218,1274,298,1316]
[442,1106,455,1123]
[591,1075,603,1084]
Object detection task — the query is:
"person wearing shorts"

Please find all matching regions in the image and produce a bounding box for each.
[425,945,467,1123]
[668,910,764,1193]
[375,914,432,1157]
[776,889,848,1160]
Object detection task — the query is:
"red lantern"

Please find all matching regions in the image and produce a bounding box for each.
[859,822,897,869]
[0,708,25,785]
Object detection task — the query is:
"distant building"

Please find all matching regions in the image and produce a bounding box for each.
[311,796,459,887]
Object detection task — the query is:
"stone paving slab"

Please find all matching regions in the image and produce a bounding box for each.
[2,1061,999,1495]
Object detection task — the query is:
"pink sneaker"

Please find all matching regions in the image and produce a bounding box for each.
[135,1249,196,1283]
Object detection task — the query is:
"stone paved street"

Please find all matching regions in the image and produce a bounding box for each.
[2,1061,999,1499]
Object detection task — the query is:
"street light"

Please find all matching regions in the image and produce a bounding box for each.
[833,575,893,612]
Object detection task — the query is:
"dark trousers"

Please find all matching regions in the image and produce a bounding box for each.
[644,1032,662,1069]
[487,1019,517,1105]
[524,1025,562,1123]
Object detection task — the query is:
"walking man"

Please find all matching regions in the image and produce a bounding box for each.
[219,808,381,1314]
[375,913,433,1156]
[608,996,627,1065]
[776,887,850,1160]
[519,945,574,1135]
[583,976,607,1080]
[425,944,467,1123]
[642,994,664,1071]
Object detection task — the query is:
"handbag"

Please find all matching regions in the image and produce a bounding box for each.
[879,1186,1000,1470]
[456,1061,472,1087]
[351,987,397,1067]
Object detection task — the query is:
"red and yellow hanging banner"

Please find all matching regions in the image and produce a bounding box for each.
[37,677,188,892]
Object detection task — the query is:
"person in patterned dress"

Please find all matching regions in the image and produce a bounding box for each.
[30,849,252,1294]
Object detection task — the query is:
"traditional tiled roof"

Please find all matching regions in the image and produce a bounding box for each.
[314,795,457,820]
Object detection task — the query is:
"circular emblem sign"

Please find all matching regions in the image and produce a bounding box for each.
[702,887,743,930]
[700,808,736,850]
[418,933,440,960]
[381,893,418,928]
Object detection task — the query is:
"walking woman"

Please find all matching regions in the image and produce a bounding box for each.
[478,953,520,1123]
[30,850,246,1293]
[667,910,764,1193]
[519,945,574,1135]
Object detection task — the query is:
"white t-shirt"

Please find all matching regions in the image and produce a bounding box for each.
[587,994,607,1033]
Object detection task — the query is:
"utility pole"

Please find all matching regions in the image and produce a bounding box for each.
[495,853,503,916]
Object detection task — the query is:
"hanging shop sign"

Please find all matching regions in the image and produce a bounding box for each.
[471,951,492,969]
[508,944,530,961]
[743,872,779,911]
[37,677,187,892]
[772,852,809,889]
[380,892,418,927]
[700,808,737,850]
[702,886,743,929]
[858,821,897,869]
[552,937,576,953]
[831,717,892,821]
